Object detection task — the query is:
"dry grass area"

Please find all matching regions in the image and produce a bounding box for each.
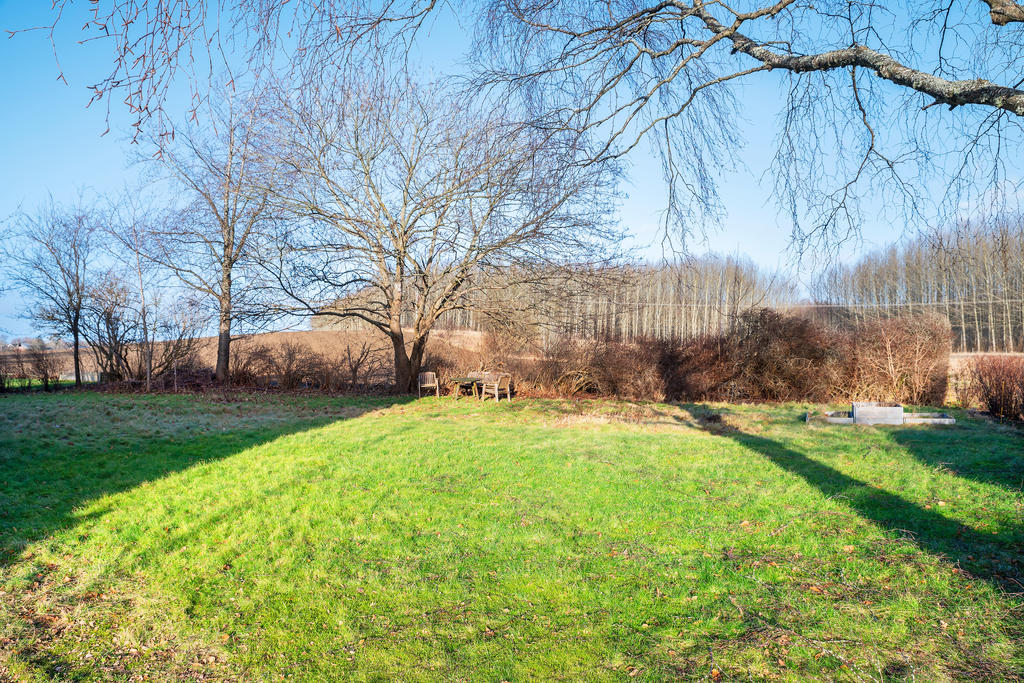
[950,352,1024,371]
[0,329,484,382]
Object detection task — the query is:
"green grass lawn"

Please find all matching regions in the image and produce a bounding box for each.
[1,393,1022,681]
[3,378,81,390]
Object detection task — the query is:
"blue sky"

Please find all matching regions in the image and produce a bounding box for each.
[0,1,893,339]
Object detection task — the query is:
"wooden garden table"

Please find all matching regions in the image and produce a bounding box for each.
[449,376,482,399]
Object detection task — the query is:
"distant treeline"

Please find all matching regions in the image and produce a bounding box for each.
[316,255,799,342]
[315,221,1024,353]
[518,258,798,342]
[818,222,1024,353]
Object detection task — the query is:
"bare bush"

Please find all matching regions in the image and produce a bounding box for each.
[966,356,1024,420]
[27,343,63,391]
[83,273,206,384]
[266,341,318,390]
[665,310,951,405]
[425,313,839,402]
[0,355,12,392]
[530,339,663,400]
[229,337,392,391]
[725,309,842,402]
[7,349,29,387]
[666,337,740,401]
[948,365,979,409]
[337,341,390,391]
[508,309,952,405]
[846,314,952,405]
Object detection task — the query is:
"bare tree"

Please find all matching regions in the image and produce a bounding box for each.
[82,269,205,384]
[2,197,95,387]
[26,340,62,391]
[261,75,619,391]
[31,1,1024,245]
[145,99,275,384]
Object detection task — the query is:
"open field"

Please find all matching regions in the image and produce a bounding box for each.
[1,394,1022,680]
[0,329,404,377]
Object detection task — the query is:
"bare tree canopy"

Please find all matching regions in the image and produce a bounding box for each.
[260,74,620,390]
[30,0,1024,246]
[1,197,95,387]
[143,96,275,383]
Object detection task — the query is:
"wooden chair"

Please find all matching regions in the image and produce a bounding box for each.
[418,371,440,397]
[479,373,512,402]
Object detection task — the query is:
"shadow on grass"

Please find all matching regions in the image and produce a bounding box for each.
[890,422,1024,494]
[0,393,414,567]
[701,420,1024,594]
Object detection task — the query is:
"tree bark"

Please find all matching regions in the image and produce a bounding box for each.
[215,304,232,384]
[389,326,430,394]
[214,268,233,384]
[391,331,413,393]
[409,332,429,388]
[981,0,1024,25]
[695,8,1024,116]
[72,317,82,388]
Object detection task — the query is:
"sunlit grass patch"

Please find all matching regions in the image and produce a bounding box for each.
[1,393,1021,680]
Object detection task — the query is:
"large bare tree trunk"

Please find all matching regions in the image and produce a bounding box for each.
[215,268,233,385]
[72,316,82,388]
[409,333,428,389]
[390,333,413,394]
[389,322,431,394]
[215,322,231,384]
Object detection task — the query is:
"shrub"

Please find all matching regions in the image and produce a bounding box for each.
[660,310,950,405]
[650,309,843,403]
[267,341,319,390]
[27,344,63,391]
[227,340,312,389]
[160,352,211,390]
[390,308,954,404]
[424,334,670,400]
[967,356,1024,420]
[333,341,390,390]
[664,336,738,401]
[845,314,951,405]
[0,355,10,392]
[229,338,391,391]
[546,338,665,400]
[725,308,842,402]
[229,341,272,386]
[948,364,977,409]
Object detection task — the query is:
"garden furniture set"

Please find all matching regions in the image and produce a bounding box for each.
[419,371,513,401]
